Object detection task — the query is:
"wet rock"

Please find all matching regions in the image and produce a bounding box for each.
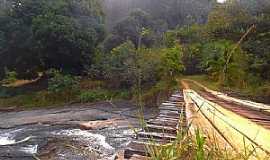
[0,101,159,160]
[79,119,120,130]
[0,107,19,112]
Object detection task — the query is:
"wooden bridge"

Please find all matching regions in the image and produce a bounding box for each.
[122,80,270,159]
[124,91,186,159]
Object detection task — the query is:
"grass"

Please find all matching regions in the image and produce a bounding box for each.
[79,89,130,103]
[0,77,176,109]
[0,90,77,109]
[146,120,270,160]
[0,79,131,109]
[141,79,178,107]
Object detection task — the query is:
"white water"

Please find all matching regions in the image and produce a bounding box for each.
[0,128,23,146]
[0,136,16,145]
[19,145,38,154]
[0,128,38,154]
[53,129,115,151]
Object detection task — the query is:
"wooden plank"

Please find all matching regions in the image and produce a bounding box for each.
[157,115,180,120]
[159,112,180,117]
[148,118,179,124]
[160,110,179,114]
[124,91,186,159]
[171,94,183,97]
[138,131,176,140]
[146,124,177,134]
[169,97,183,102]
[128,154,149,160]
[147,120,178,127]
[124,141,162,158]
[160,105,179,109]
[136,137,172,144]
[162,102,184,105]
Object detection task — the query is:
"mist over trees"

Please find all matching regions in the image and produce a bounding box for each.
[103,0,214,29]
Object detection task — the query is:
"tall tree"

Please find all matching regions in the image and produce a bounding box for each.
[0,0,105,78]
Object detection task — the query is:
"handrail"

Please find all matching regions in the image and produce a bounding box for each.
[185,89,270,155]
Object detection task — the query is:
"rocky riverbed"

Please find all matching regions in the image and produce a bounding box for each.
[0,101,158,160]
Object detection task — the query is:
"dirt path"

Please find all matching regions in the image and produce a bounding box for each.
[180,79,190,89]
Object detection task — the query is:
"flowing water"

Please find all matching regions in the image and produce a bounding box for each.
[0,101,158,160]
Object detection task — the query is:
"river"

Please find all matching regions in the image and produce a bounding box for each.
[0,101,158,160]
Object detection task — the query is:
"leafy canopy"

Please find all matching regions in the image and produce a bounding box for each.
[0,0,105,78]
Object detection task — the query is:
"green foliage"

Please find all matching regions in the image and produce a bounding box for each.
[0,90,76,108]
[173,1,270,96]
[0,86,11,98]
[103,0,213,29]
[141,79,177,107]
[138,48,163,85]
[103,9,157,51]
[48,69,79,93]
[177,25,207,44]
[79,90,109,103]
[255,82,270,103]
[105,41,137,88]
[0,0,105,77]
[1,69,17,85]
[102,40,184,89]
[182,43,204,75]
[91,39,184,106]
[79,89,130,103]
[160,43,184,78]
[195,129,205,160]
[206,2,251,40]
[242,7,270,80]
[164,31,178,48]
[201,40,249,87]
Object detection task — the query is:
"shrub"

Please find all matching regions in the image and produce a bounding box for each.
[182,43,204,75]
[141,79,177,107]
[105,41,137,88]
[160,43,184,78]
[79,90,111,103]
[200,40,249,87]
[79,89,130,103]
[1,69,17,85]
[256,82,270,103]
[47,69,79,93]
[0,86,11,98]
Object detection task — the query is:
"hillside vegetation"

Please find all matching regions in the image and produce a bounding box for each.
[0,0,269,107]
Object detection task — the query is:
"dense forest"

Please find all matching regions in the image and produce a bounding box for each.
[1,1,270,159]
[103,0,213,29]
[0,0,270,105]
